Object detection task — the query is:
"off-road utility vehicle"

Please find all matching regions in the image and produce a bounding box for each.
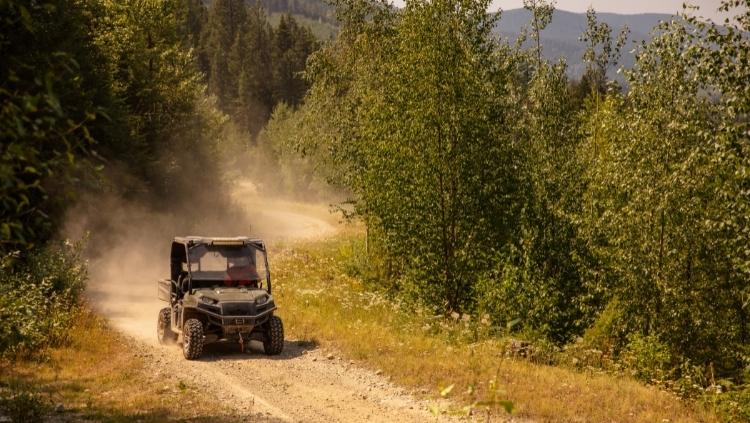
[156,236,284,360]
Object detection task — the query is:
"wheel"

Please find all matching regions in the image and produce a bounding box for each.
[263,315,284,355]
[183,318,204,360]
[157,308,176,344]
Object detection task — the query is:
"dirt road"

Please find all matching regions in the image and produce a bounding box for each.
[231,180,339,241]
[85,182,450,422]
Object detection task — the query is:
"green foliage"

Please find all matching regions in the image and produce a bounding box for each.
[509,59,597,342]
[713,384,750,422]
[0,384,47,423]
[0,0,109,252]
[622,334,673,382]
[302,0,529,314]
[579,6,629,92]
[578,1,750,380]
[1,0,231,252]
[255,103,343,199]
[269,12,338,41]
[523,0,555,65]
[0,240,87,357]
[260,0,335,24]
[92,0,227,203]
[580,297,628,354]
[1,0,229,364]
[197,1,318,135]
[354,0,522,312]
[290,0,750,403]
[273,14,319,106]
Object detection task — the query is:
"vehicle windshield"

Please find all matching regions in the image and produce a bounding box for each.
[187,244,268,288]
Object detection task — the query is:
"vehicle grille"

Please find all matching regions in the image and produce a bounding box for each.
[221,302,254,316]
[197,303,220,313]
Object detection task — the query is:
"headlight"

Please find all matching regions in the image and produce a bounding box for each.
[255,295,268,305]
[200,296,217,305]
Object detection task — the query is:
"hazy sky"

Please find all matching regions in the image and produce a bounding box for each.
[390,0,734,22]
[492,1,728,20]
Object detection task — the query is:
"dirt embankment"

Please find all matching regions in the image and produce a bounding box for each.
[77,181,453,423]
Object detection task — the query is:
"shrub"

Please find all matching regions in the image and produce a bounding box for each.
[0,384,47,422]
[0,240,87,357]
[621,334,673,383]
[713,384,750,422]
[581,298,629,355]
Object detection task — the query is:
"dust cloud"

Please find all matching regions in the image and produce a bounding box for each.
[64,179,338,344]
[232,180,337,240]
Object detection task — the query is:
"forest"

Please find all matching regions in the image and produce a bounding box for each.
[0,0,317,357]
[1,0,749,420]
[267,0,750,413]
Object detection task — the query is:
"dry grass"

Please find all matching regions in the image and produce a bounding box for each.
[271,232,719,422]
[0,308,241,422]
[0,232,721,422]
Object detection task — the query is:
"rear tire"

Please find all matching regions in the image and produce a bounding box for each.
[183,318,204,360]
[157,308,176,344]
[263,315,284,355]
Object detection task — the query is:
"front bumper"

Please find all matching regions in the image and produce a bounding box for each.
[197,304,277,327]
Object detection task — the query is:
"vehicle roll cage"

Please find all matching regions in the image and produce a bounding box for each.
[169,237,271,296]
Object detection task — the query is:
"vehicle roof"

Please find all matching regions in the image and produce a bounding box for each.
[172,236,265,246]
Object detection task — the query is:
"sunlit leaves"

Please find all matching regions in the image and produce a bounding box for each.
[579,1,749,376]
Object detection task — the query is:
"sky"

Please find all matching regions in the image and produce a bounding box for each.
[390,0,734,22]
[491,1,728,20]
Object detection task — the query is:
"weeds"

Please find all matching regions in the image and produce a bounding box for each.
[0,239,87,357]
[0,309,242,422]
[0,384,48,422]
[271,233,717,422]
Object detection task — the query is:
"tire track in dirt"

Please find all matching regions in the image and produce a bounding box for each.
[86,180,455,422]
[133,338,447,422]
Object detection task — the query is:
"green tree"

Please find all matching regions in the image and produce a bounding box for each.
[230,5,274,134]
[482,58,594,342]
[578,7,628,95]
[0,0,115,252]
[523,0,555,66]
[303,0,525,312]
[272,14,318,106]
[202,0,247,111]
[579,2,749,375]
[197,2,318,137]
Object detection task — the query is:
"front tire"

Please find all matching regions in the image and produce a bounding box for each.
[183,318,204,360]
[157,308,176,344]
[263,315,284,355]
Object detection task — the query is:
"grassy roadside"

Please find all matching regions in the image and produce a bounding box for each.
[272,231,719,422]
[0,308,240,422]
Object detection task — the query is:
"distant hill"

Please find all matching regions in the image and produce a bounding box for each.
[248,1,679,78]
[495,8,675,78]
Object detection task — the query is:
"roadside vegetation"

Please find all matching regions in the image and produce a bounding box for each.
[267,0,750,418]
[274,233,723,422]
[0,308,243,422]
[0,241,86,357]
[1,0,748,421]
[0,241,241,421]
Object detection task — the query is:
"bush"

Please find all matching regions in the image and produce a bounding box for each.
[581,298,630,355]
[621,334,673,383]
[713,384,750,422]
[0,384,48,422]
[0,240,87,357]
